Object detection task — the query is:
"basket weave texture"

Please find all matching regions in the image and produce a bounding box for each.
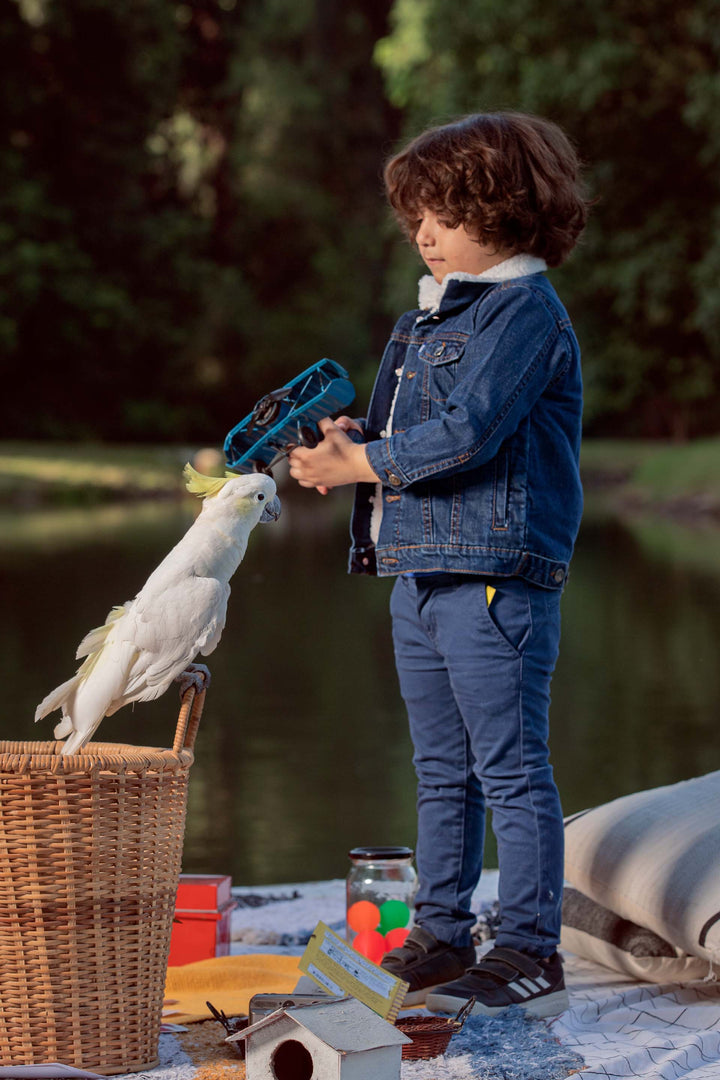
[0,687,204,1075]
[397,1015,457,1060]
[397,997,475,1060]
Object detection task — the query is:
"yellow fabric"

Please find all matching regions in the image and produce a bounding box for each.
[164,953,301,1023]
[486,584,496,606]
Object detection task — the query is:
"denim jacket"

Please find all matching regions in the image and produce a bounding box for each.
[349,271,583,588]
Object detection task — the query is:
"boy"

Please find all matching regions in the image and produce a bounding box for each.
[289,111,588,1017]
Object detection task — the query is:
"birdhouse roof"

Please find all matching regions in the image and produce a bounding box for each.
[229,996,412,1052]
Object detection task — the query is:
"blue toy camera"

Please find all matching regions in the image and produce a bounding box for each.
[224,358,356,474]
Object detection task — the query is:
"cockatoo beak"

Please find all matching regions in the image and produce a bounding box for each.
[260,496,281,523]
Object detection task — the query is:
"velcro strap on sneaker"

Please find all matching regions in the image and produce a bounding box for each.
[471,946,543,983]
[402,925,440,954]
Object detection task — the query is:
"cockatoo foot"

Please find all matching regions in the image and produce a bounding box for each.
[175,663,212,697]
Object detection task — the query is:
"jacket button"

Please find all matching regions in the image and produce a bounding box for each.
[552,568,565,583]
[387,473,402,487]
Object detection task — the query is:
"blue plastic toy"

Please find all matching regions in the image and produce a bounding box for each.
[224,358,356,474]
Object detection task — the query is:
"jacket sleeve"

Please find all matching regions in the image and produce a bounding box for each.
[364,285,571,489]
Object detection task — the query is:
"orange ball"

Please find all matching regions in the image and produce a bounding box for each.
[347,900,381,933]
[384,926,410,950]
[352,929,386,963]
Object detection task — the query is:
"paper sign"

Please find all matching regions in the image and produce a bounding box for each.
[298,921,408,1022]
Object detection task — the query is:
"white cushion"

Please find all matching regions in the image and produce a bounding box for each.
[564,771,720,966]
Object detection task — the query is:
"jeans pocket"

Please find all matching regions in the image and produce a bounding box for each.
[481,578,532,656]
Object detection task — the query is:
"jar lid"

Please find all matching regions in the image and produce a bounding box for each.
[348,845,414,861]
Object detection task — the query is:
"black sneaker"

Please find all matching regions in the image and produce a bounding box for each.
[380,925,476,1006]
[426,945,569,1018]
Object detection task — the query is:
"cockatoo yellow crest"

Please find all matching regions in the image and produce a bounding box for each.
[183,462,241,499]
[35,464,280,755]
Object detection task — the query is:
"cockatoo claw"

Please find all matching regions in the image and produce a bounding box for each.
[175,663,212,698]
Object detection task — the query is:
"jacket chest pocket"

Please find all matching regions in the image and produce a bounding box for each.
[417,338,467,416]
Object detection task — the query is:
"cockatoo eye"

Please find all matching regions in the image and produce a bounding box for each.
[256,493,265,501]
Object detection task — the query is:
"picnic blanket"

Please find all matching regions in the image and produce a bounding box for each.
[163,953,300,1023]
[555,953,720,1080]
[111,873,720,1079]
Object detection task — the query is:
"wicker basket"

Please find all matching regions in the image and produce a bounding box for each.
[397,997,475,1060]
[0,687,205,1075]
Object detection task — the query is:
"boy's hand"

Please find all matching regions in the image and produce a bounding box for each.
[334,415,365,438]
[288,417,377,494]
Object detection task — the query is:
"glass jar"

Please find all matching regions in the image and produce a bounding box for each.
[346,846,418,962]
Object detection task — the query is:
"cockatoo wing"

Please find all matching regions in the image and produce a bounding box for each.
[75,604,127,660]
[34,604,130,725]
[104,576,230,712]
[56,636,139,755]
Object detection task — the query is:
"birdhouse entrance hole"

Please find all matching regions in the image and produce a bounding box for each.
[270,1038,314,1080]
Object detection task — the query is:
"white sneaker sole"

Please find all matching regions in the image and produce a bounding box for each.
[400,985,434,1007]
[426,986,569,1018]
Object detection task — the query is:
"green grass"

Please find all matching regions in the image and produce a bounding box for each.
[581,436,720,506]
[580,438,660,478]
[0,442,197,502]
[2,437,720,512]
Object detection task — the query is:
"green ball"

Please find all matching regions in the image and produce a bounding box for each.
[379,899,410,934]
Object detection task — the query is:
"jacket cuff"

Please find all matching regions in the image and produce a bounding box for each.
[365,438,410,490]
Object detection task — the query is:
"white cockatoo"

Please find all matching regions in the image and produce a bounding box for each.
[35,464,280,755]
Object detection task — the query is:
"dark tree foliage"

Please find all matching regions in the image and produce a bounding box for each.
[1,0,400,441]
[6,0,717,442]
[377,0,720,437]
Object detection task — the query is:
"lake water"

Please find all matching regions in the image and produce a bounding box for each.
[2,485,720,887]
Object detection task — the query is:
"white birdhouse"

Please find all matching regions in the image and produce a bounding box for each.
[229,996,412,1080]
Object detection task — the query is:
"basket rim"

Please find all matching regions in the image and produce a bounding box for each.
[1,686,204,774]
[397,1015,458,1033]
[0,739,194,774]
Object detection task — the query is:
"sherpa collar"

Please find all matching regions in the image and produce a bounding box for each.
[417,254,547,313]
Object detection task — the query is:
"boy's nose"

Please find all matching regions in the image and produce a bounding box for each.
[416,215,436,246]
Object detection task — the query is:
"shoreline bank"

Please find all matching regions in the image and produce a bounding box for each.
[2,438,720,521]
[581,437,720,523]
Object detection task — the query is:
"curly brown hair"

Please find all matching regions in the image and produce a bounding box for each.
[384,112,589,268]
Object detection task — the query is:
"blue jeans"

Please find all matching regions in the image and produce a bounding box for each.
[390,573,564,957]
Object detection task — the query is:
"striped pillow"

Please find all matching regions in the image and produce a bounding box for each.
[561,887,709,983]
[564,771,720,969]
